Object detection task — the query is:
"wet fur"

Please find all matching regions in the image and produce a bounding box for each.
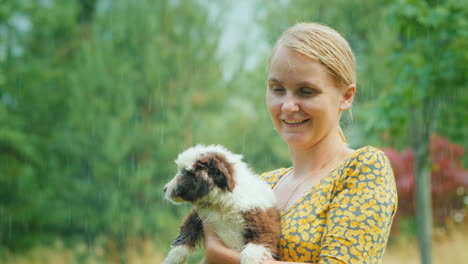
[163,145,280,264]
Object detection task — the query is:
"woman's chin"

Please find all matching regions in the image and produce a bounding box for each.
[281,134,313,148]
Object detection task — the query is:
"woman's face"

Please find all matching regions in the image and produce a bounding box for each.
[266,46,348,150]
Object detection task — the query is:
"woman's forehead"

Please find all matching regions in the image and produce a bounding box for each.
[268,46,331,85]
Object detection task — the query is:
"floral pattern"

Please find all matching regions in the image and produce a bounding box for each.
[261,146,398,263]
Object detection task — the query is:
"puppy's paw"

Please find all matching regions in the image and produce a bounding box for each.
[162,245,191,264]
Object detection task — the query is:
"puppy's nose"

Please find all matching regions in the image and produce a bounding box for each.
[163,185,168,193]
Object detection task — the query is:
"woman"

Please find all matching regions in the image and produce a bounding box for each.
[204,22,397,264]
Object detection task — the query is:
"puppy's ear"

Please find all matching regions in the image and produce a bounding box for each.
[196,153,235,191]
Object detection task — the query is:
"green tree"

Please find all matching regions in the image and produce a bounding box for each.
[372,1,468,263]
[0,0,82,249]
[0,0,225,254]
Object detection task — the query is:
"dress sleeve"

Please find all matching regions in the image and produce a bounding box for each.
[318,150,398,264]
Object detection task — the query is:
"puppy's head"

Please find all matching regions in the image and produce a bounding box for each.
[163,145,236,204]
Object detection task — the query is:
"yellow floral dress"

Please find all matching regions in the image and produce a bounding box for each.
[260,146,397,263]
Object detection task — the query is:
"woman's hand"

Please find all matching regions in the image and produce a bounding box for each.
[203,222,303,264]
[203,221,241,264]
[203,221,223,253]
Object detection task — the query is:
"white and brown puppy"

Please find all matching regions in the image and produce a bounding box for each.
[163,145,280,264]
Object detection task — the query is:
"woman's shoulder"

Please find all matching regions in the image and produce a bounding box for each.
[346,145,391,168]
[332,145,393,183]
[337,145,395,189]
[259,167,291,187]
[353,145,386,155]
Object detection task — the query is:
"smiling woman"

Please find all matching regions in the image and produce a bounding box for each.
[203,22,397,264]
[266,46,354,151]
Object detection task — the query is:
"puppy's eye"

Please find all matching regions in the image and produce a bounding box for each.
[181,169,195,178]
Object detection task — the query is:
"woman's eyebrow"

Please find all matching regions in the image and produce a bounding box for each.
[297,81,319,89]
[268,78,282,84]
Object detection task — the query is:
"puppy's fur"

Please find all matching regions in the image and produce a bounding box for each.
[163,145,280,264]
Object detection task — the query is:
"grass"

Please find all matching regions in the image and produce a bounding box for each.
[384,225,468,264]
[0,238,166,264]
[2,227,467,264]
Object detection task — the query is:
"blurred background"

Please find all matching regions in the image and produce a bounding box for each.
[1,0,467,263]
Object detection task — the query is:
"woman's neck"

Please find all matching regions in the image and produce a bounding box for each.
[288,132,353,179]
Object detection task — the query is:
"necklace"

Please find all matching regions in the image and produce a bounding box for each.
[273,170,312,213]
[274,155,338,213]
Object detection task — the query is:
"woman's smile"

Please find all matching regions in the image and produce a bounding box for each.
[282,119,311,127]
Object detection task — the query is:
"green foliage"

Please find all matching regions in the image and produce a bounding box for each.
[0,0,224,251]
[1,0,467,260]
[372,1,468,263]
[363,0,468,148]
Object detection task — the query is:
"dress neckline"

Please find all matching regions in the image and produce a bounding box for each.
[273,146,372,216]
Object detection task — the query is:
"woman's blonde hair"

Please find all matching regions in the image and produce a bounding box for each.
[270,22,356,86]
[269,22,356,142]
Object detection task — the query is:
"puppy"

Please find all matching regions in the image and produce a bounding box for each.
[163,145,280,264]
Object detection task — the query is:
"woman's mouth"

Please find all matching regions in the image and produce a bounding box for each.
[282,119,310,126]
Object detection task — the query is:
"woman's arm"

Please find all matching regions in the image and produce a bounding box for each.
[317,150,398,263]
[204,224,310,264]
[203,222,241,264]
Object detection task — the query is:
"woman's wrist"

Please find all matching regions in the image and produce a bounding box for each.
[204,238,241,264]
[204,236,220,256]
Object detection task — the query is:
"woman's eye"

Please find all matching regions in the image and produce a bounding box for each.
[299,87,317,96]
[271,86,285,93]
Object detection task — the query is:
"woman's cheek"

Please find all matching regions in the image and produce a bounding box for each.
[268,94,284,109]
[266,95,279,114]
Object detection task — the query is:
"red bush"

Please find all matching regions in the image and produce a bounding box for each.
[383,134,468,233]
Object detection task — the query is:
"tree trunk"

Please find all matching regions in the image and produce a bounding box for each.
[410,107,433,264]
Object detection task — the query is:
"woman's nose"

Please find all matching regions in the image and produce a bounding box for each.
[281,96,300,113]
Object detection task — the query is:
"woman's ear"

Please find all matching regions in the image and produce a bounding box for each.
[340,83,356,111]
